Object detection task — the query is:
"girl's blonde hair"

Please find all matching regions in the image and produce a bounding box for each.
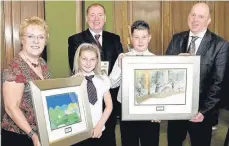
[19,16,49,42]
[73,43,101,75]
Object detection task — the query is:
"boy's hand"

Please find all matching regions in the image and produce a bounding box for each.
[151,120,161,123]
[92,125,103,138]
[118,53,125,67]
[190,112,204,123]
[178,53,191,56]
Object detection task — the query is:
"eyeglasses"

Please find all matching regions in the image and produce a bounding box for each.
[24,34,45,41]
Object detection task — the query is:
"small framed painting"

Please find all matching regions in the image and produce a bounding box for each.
[29,77,93,146]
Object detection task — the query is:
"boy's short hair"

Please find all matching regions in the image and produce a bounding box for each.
[131,20,150,34]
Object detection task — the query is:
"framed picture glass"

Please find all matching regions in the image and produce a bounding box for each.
[101,61,109,75]
[121,56,200,120]
[29,77,93,146]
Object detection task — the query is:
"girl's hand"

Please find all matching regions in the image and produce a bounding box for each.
[92,125,103,138]
[72,72,83,77]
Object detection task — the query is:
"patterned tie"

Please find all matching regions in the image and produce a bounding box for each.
[94,34,102,49]
[94,34,104,60]
[187,36,199,55]
[85,75,97,105]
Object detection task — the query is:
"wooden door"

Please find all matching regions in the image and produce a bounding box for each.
[2,1,45,70]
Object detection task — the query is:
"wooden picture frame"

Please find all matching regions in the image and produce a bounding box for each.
[30,77,93,146]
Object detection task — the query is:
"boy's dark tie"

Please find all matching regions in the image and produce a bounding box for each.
[85,75,97,105]
[187,36,199,55]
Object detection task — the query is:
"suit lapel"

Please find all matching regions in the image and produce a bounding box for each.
[85,29,97,44]
[180,31,189,53]
[196,30,211,56]
[102,31,109,53]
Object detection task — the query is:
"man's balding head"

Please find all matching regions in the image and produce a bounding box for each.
[188,3,211,35]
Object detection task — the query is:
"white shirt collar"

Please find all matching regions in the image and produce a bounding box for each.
[130,48,152,55]
[189,29,207,39]
[89,29,103,38]
[82,71,95,77]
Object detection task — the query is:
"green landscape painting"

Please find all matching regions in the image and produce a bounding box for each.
[46,92,82,130]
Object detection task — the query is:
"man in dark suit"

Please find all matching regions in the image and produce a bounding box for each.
[166,3,229,146]
[68,3,123,146]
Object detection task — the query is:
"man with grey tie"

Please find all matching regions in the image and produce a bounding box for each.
[166,2,229,146]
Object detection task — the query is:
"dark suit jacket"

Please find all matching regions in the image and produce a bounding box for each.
[166,29,229,117]
[68,29,123,74]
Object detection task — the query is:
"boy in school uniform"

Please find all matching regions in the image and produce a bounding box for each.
[109,20,160,146]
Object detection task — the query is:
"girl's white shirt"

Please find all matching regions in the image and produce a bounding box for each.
[73,71,110,131]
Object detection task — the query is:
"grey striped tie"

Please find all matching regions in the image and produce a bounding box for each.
[94,34,102,49]
[187,36,199,55]
[94,34,104,60]
[85,75,97,105]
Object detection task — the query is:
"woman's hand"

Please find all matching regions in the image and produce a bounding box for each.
[32,133,41,146]
[92,125,103,138]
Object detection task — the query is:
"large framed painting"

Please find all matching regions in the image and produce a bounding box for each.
[29,77,93,146]
[121,56,200,121]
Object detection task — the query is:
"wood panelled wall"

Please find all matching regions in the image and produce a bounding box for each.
[1,0,44,120]
[114,1,229,54]
[2,1,44,70]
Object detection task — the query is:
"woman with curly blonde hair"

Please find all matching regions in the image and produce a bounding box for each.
[2,16,51,146]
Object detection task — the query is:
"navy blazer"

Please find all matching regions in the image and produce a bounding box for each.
[68,29,123,74]
[166,29,229,116]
